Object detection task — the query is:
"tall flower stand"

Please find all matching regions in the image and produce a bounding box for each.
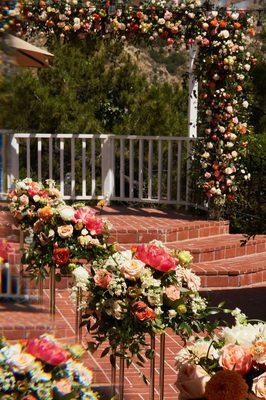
[49,265,56,318]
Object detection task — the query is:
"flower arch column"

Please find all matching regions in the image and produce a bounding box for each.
[188,44,199,139]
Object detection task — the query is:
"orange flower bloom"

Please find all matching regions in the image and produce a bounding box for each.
[210,19,219,27]
[220,20,227,28]
[234,22,242,29]
[97,199,106,208]
[53,247,70,266]
[38,206,53,222]
[205,370,248,400]
[236,85,242,92]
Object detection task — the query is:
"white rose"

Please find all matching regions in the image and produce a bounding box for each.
[225,167,233,175]
[231,151,238,158]
[212,11,218,17]
[158,18,165,25]
[219,30,230,39]
[244,64,251,71]
[33,195,41,202]
[169,310,177,319]
[72,266,89,286]
[121,259,145,280]
[219,126,226,133]
[2,344,35,373]
[231,12,239,20]
[243,100,249,108]
[207,142,213,149]
[226,106,233,114]
[58,205,75,221]
[226,142,234,148]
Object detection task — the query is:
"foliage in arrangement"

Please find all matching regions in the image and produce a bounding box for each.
[71,241,224,371]
[9,0,256,211]
[0,334,98,399]
[175,309,266,400]
[8,178,114,280]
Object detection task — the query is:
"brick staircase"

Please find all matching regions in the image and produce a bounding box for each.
[1,206,266,290]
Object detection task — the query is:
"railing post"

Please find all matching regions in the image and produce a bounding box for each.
[101,136,115,202]
[188,44,198,139]
[8,133,19,189]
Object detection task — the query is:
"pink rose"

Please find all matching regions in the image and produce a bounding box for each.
[176,364,211,399]
[72,207,96,224]
[252,372,266,399]
[94,269,112,288]
[135,244,177,272]
[165,285,180,301]
[219,344,252,374]
[26,337,69,366]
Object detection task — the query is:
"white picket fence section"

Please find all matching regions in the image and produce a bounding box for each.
[6,133,199,207]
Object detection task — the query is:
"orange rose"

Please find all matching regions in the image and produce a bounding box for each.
[210,19,219,27]
[38,206,53,222]
[219,344,252,374]
[53,247,70,266]
[132,301,156,321]
[234,22,241,29]
[220,20,227,28]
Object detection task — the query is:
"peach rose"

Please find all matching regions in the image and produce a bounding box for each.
[38,206,53,222]
[94,269,112,288]
[219,344,252,374]
[176,363,211,399]
[57,225,74,239]
[252,372,266,399]
[132,301,156,321]
[121,259,144,280]
[165,285,180,301]
[19,194,29,205]
[54,378,72,395]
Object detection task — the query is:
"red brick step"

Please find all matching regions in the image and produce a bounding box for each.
[194,252,266,288]
[167,234,266,263]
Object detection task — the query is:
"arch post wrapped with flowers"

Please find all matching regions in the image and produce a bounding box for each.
[72,240,224,399]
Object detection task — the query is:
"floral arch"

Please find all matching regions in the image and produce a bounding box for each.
[1,0,256,211]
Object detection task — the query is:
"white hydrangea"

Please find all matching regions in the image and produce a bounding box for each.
[72,267,89,291]
[222,323,266,346]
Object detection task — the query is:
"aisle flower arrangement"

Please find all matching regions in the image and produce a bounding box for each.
[9,179,114,280]
[0,334,98,399]
[8,178,64,230]
[0,0,20,33]
[10,0,256,211]
[175,309,266,400]
[75,241,223,367]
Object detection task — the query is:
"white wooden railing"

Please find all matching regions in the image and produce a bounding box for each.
[4,133,199,207]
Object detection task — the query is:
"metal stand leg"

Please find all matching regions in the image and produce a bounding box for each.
[38,277,44,305]
[119,356,125,400]
[111,351,117,398]
[75,287,83,343]
[159,333,166,400]
[49,265,56,318]
[150,333,155,400]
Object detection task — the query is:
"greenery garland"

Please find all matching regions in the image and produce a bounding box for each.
[6,0,257,210]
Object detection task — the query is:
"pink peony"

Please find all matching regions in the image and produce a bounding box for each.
[219,344,252,374]
[135,244,177,272]
[85,216,104,235]
[94,269,112,288]
[26,337,69,366]
[72,207,96,224]
[176,364,211,399]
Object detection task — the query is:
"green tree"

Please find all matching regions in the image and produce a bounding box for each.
[0,38,187,136]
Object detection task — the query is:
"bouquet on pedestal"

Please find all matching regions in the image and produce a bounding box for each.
[74,241,223,368]
[0,334,98,399]
[175,309,266,400]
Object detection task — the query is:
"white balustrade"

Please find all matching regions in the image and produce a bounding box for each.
[5,133,199,207]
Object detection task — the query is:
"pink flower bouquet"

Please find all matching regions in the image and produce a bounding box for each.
[0,334,98,399]
[79,241,222,368]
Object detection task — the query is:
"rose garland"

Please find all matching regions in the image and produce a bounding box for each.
[9,0,256,211]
